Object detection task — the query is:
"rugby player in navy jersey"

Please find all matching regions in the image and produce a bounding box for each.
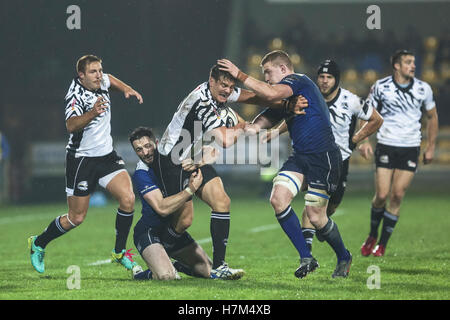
[218,50,352,278]
[129,127,215,280]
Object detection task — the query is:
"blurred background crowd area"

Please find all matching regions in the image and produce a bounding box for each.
[0,0,449,203]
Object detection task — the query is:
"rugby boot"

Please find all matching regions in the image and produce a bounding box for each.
[361,235,377,257]
[28,236,45,273]
[295,257,319,279]
[372,244,386,257]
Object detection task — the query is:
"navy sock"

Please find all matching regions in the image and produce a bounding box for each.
[276,206,312,259]
[210,211,230,269]
[114,209,134,253]
[317,219,350,262]
[133,269,153,280]
[35,216,69,249]
[369,206,385,238]
[379,210,399,247]
[302,228,316,252]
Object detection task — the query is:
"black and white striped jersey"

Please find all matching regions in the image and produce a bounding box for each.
[64,73,113,157]
[328,88,373,160]
[158,82,241,161]
[367,76,435,147]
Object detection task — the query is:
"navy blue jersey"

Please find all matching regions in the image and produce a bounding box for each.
[133,160,169,227]
[280,73,337,154]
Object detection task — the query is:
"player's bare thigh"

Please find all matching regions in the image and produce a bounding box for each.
[196,177,230,212]
[141,243,177,280]
[270,171,304,214]
[171,200,194,233]
[171,242,211,278]
[104,170,135,212]
[373,167,394,207]
[388,169,415,215]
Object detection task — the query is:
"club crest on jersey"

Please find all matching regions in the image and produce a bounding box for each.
[77,181,88,191]
[418,87,425,95]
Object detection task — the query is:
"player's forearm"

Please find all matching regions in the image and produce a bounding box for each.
[352,115,383,145]
[242,77,282,102]
[238,90,284,109]
[426,111,439,151]
[155,192,192,217]
[108,74,132,93]
[65,111,97,133]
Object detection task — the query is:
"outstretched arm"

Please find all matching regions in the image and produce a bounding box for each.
[108,74,143,104]
[237,89,308,115]
[218,59,293,102]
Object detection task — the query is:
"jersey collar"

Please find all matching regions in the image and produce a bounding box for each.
[326,88,341,107]
[391,75,414,92]
[75,77,107,95]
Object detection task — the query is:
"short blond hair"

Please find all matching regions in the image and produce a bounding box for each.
[261,50,293,70]
[76,55,102,73]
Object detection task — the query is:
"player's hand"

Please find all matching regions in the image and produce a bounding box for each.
[287,95,308,115]
[182,146,220,171]
[124,86,143,104]
[244,123,260,136]
[423,148,434,165]
[91,96,109,116]
[261,129,279,144]
[217,59,240,79]
[188,169,203,192]
[358,141,373,160]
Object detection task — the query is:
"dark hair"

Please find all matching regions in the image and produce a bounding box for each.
[129,126,156,145]
[391,49,414,69]
[76,54,102,73]
[261,50,293,70]
[210,64,235,82]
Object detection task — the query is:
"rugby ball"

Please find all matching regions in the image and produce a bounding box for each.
[220,107,239,128]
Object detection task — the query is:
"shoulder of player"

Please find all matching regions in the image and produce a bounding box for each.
[374,76,392,87]
[185,82,211,105]
[413,77,433,91]
[133,160,152,179]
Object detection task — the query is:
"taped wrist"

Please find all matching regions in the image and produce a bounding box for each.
[237,70,248,83]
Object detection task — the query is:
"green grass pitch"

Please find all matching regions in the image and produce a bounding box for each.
[0,191,449,300]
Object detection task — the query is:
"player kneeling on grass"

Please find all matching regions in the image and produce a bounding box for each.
[129,127,242,280]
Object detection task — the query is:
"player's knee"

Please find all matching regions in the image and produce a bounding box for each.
[270,192,289,213]
[119,192,135,211]
[390,190,405,204]
[66,212,86,226]
[375,192,389,204]
[155,270,176,281]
